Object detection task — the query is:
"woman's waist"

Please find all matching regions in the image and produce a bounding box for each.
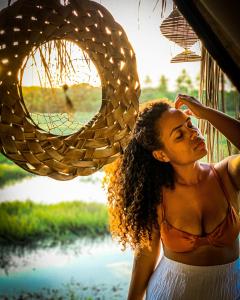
[156,255,240,278]
[162,240,239,266]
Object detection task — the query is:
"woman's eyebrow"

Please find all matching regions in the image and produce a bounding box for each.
[169,117,191,137]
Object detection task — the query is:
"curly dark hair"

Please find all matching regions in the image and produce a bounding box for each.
[105,99,175,253]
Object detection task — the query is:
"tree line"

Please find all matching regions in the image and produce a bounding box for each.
[144,68,199,94]
[22,69,238,114]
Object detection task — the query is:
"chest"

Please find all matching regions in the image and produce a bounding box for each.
[161,175,236,235]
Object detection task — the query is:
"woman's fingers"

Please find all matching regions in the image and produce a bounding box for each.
[175,94,206,119]
[175,95,189,109]
[177,94,191,99]
[175,98,185,109]
[175,94,198,109]
[183,109,194,116]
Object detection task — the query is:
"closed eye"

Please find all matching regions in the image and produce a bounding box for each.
[176,122,197,140]
[176,132,183,140]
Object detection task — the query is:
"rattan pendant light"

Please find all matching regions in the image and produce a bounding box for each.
[160,7,201,63]
[0,0,140,180]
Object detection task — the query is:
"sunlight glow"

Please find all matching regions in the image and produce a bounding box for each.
[20,40,101,88]
[15,0,201,90]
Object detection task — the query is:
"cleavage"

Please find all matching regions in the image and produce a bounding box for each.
[162,184,229,236]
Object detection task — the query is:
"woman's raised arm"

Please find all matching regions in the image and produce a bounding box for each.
[175,94,240,150]
[175,94,240,190]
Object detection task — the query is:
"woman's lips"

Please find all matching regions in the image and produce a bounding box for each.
[194,139,206,150]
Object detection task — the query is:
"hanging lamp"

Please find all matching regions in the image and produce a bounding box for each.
[0,0,140,180]
[160,7,201,63]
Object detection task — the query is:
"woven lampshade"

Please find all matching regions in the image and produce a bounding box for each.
[0,0,140,180]
[160,7,201,63]
[170,49,201,63]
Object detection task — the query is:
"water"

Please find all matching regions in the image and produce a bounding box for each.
[0,236,133,299]
[0,171,133,299]
[0,171,107,204]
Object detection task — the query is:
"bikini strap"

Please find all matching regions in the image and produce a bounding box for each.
[210,164,231,205]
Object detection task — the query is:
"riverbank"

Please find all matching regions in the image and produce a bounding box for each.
[0,200,109,246]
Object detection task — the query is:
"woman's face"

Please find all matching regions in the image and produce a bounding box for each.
[154,108,207,165]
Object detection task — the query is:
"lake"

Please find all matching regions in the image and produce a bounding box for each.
[0,236,134,299]
[0,172,134,299]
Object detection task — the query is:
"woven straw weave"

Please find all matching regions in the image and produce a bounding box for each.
[0,0,140,179]
[160,7,201,63]
[160,8,198,49]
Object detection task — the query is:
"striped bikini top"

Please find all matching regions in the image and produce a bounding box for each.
[160,165,240,253]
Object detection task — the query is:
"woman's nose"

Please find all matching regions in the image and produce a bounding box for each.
[190,129,199,140]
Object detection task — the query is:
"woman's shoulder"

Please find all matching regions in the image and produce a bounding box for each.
[213,156,240,209]
[213,155,240,191]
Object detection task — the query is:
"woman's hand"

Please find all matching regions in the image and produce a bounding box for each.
[175,94,207,119]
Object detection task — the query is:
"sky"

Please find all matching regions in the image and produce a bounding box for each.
[0,0,201,90]
[99,0,201,89]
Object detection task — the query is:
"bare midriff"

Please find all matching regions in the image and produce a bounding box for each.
[163,240,239,266]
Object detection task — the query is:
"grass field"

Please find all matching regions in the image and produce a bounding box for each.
[30,111,97,135]
[0,200,109,246]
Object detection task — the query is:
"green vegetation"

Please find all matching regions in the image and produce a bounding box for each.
[175,68,194,94]
[0,153,14,164]
[0,201,109,246]
[140,85,238,112]
[22,83,102,113]
[158,75,169,93]
[21,71,239,119]
[139,88,199,103]
[0,154,33,187]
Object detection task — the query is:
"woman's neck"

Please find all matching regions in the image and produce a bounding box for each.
[172,161,207,186]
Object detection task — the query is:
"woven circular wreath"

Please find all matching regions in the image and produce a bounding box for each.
[0,0,140,179]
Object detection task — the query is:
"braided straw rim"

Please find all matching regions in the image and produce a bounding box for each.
[0,0,140,179]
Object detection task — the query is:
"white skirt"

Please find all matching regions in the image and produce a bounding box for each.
[146,256,240,300]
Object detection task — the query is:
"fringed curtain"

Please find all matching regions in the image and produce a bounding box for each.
[199,47,240,162]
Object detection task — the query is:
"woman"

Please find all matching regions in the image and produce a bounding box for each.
[106,94,240,300]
